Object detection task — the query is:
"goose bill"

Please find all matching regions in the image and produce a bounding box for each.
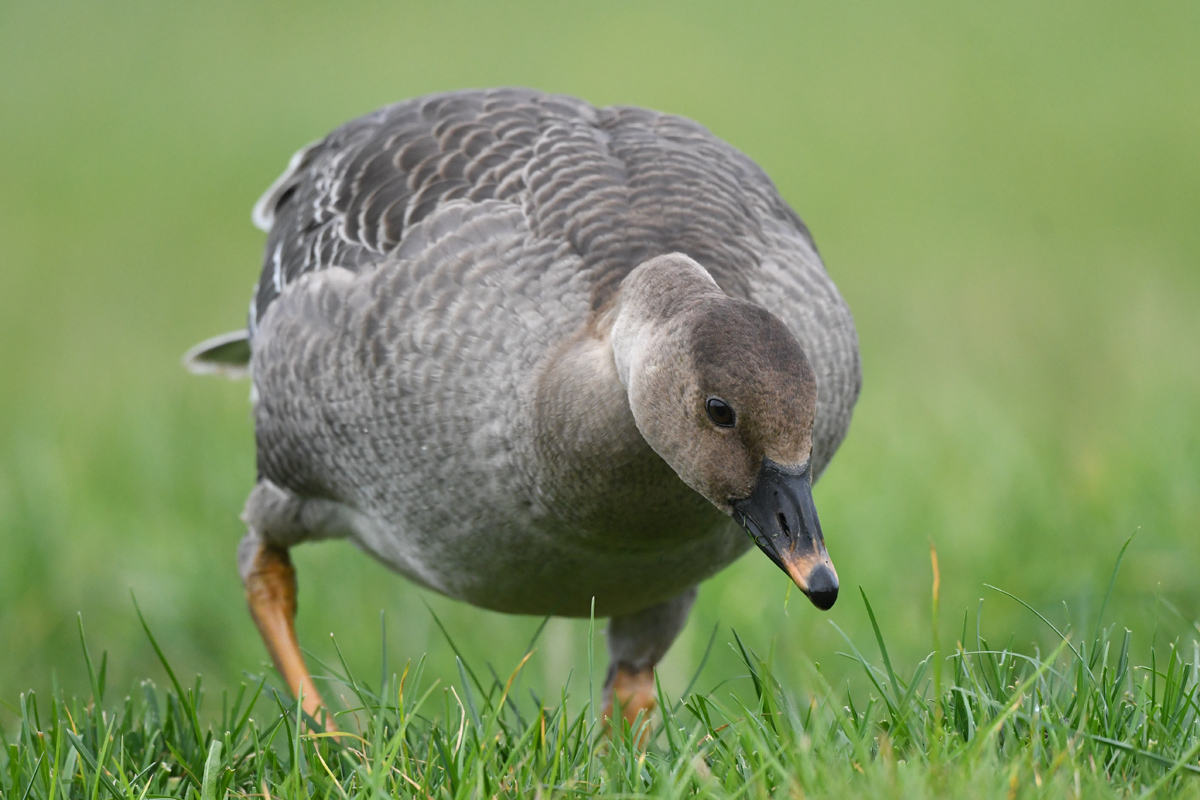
[732,458,839,610]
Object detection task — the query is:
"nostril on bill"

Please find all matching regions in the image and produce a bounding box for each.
[805,564,839,610]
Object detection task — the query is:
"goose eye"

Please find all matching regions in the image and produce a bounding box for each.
[706,397,736,428]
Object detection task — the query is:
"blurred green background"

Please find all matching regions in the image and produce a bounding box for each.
[2,1,1197,719]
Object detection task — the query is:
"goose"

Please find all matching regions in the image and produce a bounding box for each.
[186,88,861,730]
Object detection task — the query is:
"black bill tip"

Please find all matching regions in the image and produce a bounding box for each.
[804,564,839,610]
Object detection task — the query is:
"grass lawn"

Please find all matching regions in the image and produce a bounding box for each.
[5,571,1200,798]
[1,1,1198,796]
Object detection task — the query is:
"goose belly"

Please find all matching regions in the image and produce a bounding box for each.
[345,498,752,618]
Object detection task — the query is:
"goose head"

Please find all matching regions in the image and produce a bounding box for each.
[612,254,839,610]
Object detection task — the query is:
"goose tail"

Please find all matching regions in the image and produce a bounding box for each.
[183,329,251,378]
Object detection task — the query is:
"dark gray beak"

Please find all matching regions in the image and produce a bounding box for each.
[732,458,839,610]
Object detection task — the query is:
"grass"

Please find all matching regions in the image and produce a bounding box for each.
[4,559,1199,799]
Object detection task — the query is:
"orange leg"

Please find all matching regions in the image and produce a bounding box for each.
[244,544,331,729]
[603,664,657,741]
[602,589,696,743]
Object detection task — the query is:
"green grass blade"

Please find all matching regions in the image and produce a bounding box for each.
[1091,532,1137,661]
[64,730,124,800]
[859,588,901,701]
[130,593,204,747]
[422,599,487,699]
[199,740,222,800]
[985,583,1087,666]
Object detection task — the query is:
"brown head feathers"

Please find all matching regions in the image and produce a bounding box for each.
[611,254,818,511]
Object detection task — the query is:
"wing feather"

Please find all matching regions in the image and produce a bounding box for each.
[248,88,817,334]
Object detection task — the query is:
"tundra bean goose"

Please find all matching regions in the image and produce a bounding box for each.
[186,88,861,729]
